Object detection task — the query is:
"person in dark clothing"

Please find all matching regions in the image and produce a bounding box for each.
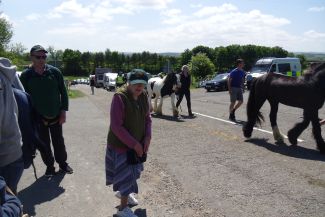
[20,45,73,177]
[0,176,24,217]
[176,65,194,117]
[90,75,95,95]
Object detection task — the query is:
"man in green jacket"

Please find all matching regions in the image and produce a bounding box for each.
[20,45,73,177]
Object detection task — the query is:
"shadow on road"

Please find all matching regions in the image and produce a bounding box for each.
[134,208,147,217]
[112,208,147,217]
[245,138,325,162]
[151,113,184,122]
[18,172,66,216]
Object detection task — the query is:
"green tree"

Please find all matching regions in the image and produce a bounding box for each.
[192,45,216,61]
[93,52,105,68]
[80,51,92,74]
[0,16,12,50]
[179,49,192,66]
[8,42,26,56]
[296,54,307,70]
[189,53,215,79]
[62,49,82,76]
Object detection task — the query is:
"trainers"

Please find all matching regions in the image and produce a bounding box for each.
[59,164,73,174]
[116,207,137,217]
[45,166,56,177]
[115,192,139,206]
[189,113,195,117]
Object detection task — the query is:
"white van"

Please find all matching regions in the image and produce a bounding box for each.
[103,72,118,91]
[246,57,302,89]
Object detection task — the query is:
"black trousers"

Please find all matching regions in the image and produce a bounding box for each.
[38,121,68,168]
[176,89,192,113]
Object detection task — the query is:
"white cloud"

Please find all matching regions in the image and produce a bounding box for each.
[50,0,114,23]
[25,13,41,21]
[304,30,325,39]
[114,0,173,9]
[160,9,188,25]
[116,4,297,52]
[307,6,325,12]
[0,13,10,21]
[194,4,238,17]
[190,4,202,8]
[15,2,325,52]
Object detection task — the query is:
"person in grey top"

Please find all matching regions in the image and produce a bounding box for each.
[0,57,24,194]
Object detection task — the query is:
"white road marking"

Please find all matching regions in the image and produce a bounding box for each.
[193,112,304,142]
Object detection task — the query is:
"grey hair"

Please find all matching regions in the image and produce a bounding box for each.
[181,65,189,71]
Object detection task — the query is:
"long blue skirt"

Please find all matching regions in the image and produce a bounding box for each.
[105,147,143,196]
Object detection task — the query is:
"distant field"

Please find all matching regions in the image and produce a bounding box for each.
[294,52,325,61]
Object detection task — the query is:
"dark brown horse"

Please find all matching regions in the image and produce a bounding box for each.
[243,63,325,154]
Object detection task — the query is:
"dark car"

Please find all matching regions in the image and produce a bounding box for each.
[205,73,229,92]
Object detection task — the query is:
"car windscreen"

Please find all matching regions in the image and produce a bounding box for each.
[251,64,271,73]
[213,74,228,80]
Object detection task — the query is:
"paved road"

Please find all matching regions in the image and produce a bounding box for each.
[18,85,325,217]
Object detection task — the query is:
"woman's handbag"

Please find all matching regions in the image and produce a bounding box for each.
[127,150,147,165]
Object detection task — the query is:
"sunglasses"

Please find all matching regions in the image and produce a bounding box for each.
[33,55,47,60]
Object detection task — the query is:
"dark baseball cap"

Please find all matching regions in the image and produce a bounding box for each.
[30,45,48,54]
[129,71,148,85]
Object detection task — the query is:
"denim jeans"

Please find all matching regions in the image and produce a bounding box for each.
[0,157,24,194]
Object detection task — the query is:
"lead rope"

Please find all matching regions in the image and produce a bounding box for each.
[32,160,38,180]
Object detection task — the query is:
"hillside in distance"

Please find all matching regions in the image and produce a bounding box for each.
[294,52,325,61]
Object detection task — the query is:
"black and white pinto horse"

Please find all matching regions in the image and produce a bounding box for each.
[243,63,325,154]
[147,72,181,117]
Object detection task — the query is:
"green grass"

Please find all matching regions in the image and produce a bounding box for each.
[68,89,85,99]
[64,76,88,81]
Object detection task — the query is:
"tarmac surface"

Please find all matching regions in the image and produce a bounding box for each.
[18,84,325,217]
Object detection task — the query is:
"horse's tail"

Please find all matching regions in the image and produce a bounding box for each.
[246,79,264,125]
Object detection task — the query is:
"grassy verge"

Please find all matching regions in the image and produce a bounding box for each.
[68,89,85,99]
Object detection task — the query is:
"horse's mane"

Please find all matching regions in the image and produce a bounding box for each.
[311,62,325,77]
[162,73,175,84]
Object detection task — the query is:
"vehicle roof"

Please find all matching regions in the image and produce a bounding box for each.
[256,57,300,65]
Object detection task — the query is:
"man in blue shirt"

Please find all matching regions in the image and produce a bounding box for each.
[227,59,246,121]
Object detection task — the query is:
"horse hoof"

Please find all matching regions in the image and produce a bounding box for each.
[173,110,179,117]
[275,136,284,143]
[287,130,298,145]
[317,143,325,154]
[243,126,252,138]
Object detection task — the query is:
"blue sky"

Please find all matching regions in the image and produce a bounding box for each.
[1,0,325,53]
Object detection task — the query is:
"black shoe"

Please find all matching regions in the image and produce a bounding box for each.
[189,113,195,118]
[45,166,56,177]
[60,164,73,174]
[229,113,236,121]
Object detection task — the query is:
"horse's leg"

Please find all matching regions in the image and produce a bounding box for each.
[269,101,284,143]
[153,97,158,113]
[157,97,163,115]
[310,110,325,153]
[171,93,178,117]
[287,109,310,146]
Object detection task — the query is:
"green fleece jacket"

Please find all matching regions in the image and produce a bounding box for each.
[20,64,68,118]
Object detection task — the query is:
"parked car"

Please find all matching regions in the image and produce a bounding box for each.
[205,73,229,92]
